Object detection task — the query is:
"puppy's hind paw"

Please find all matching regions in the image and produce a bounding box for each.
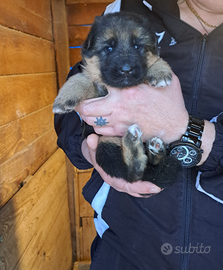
[147,137,165,155]
[146,137,166,166]
[122,124,147,182]
[127,124,143,142]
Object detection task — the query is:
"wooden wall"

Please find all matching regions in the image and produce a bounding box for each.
[0,0,58,207]
[0,0,72,269]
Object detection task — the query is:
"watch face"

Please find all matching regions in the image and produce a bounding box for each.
[169,143,202,168]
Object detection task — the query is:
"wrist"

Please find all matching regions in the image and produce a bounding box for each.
[168,115,215,168]
[159,112,189,144]
[197,120,215,166]
[168,115,207,168]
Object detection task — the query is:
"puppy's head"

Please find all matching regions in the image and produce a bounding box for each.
[81,12,158,88]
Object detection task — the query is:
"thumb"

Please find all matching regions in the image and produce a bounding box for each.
[86,134,100,163]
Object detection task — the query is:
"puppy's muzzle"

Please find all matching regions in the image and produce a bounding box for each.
[120,63,133,75]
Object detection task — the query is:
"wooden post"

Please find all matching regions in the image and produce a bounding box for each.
[51,0,70,89]
[51,0,77,264]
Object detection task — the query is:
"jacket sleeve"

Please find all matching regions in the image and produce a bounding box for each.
[54,63,93,170]
[196,113,223,203]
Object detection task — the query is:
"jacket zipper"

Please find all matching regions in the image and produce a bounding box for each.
[181,34,207,270]
[192,34,207,115]
[181,170,192,270]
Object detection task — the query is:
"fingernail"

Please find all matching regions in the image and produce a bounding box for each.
[150,187,161,193]
[139,193,156,197]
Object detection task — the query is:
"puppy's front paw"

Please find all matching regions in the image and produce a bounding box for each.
[147,58,172,88]
[148,71,172,88]
[53,97,78,114]
[53,72,96,114]
[146,137,166,165]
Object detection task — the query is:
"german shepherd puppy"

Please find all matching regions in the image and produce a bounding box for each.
[53,12,181,188]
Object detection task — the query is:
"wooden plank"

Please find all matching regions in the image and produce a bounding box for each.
[82,218,96,260]
[0,26,56,76]
[51,0,70,88]
[78,170,94,217]
[13,166,68,269]
[70,48,82,67]
[0,149,72,270]
[0,73,57,126]
[67,3,108,25]
[68,25,91,46]
[15,168,72,269]
[74,167,82,261]
[0,0,53,40]
[73,261,91,270]
[73,168,94,260]
[0,105,54,165]
[67,0,112,4]
[15,0,52,21]
[0,128,57,208]
[66,158,78,262]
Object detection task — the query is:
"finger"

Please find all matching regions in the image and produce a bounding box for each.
[76,95,113,117]
[123,181,162,197]
[81,115,111,128]
[87,133,99,152]
[86,134,99,165]
[102,173,162,198]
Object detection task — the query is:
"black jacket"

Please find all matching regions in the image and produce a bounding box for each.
[55,0,223,269]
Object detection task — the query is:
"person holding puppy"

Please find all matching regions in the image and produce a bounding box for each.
[55,0,223,269]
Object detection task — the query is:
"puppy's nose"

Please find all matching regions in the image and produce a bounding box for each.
[120,64,133,75]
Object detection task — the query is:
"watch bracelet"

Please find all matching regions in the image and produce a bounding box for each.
[181,115,204,148]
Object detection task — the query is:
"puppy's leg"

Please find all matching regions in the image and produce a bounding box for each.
[146,56,172,88]
[146,137,166,166]
[53,72,108,114]
[143,137,182,188]
[96,125,147,182]
[96,136,131,180]
[122,124,148,182]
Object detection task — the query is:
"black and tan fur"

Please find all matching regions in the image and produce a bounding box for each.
[53,12,181,188]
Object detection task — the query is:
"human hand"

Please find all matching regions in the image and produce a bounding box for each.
[81,133,162,197]
[76,72,189,144]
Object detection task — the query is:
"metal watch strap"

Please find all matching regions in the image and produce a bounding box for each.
[181,115,204,148]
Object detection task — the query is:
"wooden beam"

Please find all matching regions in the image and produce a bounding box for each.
[66,158,78,262]
[51,0,70,89]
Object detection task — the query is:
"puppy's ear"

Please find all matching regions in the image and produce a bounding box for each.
[81,16,102,58]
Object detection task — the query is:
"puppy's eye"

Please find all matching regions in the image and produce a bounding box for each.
[134,44,140,50]
[105,46,113,52]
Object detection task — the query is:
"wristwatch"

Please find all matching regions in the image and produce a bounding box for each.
[168,115,204,168]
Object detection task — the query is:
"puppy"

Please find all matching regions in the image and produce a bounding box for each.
[53,12,181,188]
